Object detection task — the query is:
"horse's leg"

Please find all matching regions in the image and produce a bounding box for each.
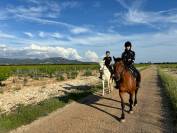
[102,80,105,96]
[108,79,110,93]
[119,91,125,122]
[109,78,112,93]
[110,77,113,92]
[134,88,138,106]
[129,93,134,114]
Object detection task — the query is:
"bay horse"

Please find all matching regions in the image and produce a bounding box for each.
[113,57,141,122]
[99,60,113,96]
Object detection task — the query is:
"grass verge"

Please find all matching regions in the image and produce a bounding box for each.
[158,68,177,130]
[0,84,101,133]
[137,65,151,71]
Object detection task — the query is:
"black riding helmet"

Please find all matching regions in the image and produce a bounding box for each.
[124,41,132,47]
[106,51,110,54]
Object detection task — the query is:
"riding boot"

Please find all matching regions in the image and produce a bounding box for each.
[129,65,137,78]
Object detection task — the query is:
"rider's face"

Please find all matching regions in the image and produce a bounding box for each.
[106,53,110,57]
[125,46,131,50]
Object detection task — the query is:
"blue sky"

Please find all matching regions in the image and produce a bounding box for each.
[0,0,177,62]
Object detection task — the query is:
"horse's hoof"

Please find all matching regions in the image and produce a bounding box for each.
[120,119,125,123]
[134,104,138,107]
[129,110,134,114]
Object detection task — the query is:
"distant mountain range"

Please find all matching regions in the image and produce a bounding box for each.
[0,57,94,65]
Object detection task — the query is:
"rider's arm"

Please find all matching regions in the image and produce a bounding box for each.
[110,57,112,63]
[130,51,135,64]
[132,51,135,62]
[121,52,127,62]
[103,57,106,61]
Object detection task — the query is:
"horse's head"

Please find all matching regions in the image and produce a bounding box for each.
[113,56,122,63]
[113,57,125,81]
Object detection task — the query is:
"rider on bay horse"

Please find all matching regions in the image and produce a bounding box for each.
[121,41,141,86]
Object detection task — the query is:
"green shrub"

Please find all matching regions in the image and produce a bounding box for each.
[158,69,177,130]
[0,64,99,82]
[83,69,92,76]
[56,75,65,81]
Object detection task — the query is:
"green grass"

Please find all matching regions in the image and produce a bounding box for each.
[135,64,151,71]
[56,75,65,81]
[158,64,177,69]
[0,64,99,82]
[158,68,177,130]
[0,84,101,133]
[83,69,92,76]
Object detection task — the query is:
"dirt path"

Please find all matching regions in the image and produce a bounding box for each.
[11,66,175,133]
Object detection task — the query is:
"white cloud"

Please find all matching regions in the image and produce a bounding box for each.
[70,27,90,34]
[50,32,63,39]
[116,0,130,10]
[68,33,121,46]
[24,32,33,38]
[85,50,99,62]
[0,0,93,39]
[38,31,45,38]
[26,0,40,4]
[0,44,82,60]
[6,1,61,19]
[0,32,16,39]
[123,9,177,25]
[115,0,177,28]
[61,1,80,9]
[38,31,64,39]
[25,44,82,60]
[0,1,86,30]
[14,14,92,35]
[0,44,7,49]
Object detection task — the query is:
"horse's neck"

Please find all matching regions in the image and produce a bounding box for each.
[121,68,130,81]
[103,66,110,77]
[103,66,109,73]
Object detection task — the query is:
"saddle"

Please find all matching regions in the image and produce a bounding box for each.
[127,66,140,80]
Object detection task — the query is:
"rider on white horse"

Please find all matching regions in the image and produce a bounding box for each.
[99,51,113,79]
[99,51,113,96]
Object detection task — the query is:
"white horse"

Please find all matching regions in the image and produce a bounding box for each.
[99,60,113,96]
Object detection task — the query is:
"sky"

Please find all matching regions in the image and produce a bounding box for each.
[0,0,177,63]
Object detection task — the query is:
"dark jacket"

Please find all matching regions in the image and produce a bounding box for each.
[103,56,112,68]
[121,50,135,66]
